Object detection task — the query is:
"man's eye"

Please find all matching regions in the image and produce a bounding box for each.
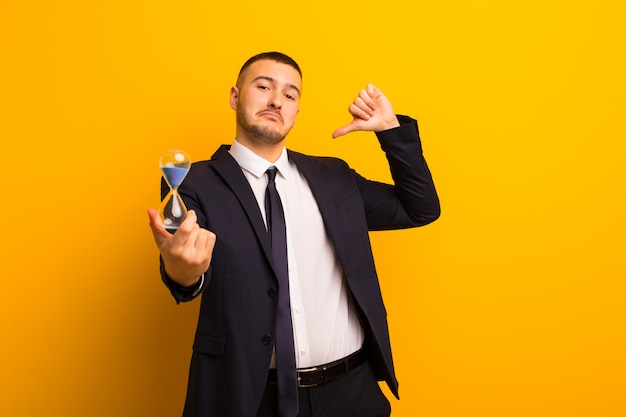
[285,94,294,100]
[258,85,269,90]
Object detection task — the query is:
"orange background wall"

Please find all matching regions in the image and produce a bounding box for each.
[1,1,625,416]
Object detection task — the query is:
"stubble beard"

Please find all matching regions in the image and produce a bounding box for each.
[237,109,288,146]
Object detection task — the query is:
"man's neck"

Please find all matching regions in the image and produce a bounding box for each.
[234,134,286,163]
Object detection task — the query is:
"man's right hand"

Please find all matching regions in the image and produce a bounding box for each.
[147,208,216,287]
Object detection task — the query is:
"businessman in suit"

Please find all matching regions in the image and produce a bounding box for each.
[148,52,440,417]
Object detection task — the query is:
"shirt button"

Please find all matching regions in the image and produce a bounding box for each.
[261,335,272,345]
[299,348,307,356]
[267,288,277,298]
[294,306,301,313]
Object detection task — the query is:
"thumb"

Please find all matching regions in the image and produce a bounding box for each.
[332,121,358,139]
[147,208,173,245]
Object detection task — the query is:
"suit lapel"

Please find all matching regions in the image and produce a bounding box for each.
[287,151,349,269]
[209,147,351,278]
[209,145,274,266]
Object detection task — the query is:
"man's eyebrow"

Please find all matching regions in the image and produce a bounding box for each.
[252,75,301,96]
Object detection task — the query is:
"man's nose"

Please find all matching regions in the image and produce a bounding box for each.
[268,92,282,109]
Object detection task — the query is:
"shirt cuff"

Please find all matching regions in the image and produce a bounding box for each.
[188,273,204,298]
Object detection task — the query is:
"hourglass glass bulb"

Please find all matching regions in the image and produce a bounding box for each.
[159,150,191,230]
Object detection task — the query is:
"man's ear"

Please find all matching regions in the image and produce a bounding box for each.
[229,86,239,110]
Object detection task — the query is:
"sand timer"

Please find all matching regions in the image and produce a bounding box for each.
[159,150,191,230]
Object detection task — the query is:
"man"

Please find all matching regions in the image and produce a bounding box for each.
[148,52,440,417]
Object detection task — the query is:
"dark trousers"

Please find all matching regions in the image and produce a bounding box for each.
[256,361,391,417]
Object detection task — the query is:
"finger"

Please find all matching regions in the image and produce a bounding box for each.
[348,103,372,121]
[180,223,201,251]
[181,209,198,227]
[173,210,199,247]
[147,208,173,245]
[366,83,380,98]
[332,122,357,139]
[173,209,197,235]
[354,97,375,117]
[358,88,376,112]
[206,231,217,252]
[147,207,161,227]
[196,229,217,254]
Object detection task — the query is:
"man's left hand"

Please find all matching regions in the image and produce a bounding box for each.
[332,83,400,138]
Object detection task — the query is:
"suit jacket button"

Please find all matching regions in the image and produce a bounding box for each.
[267,288,277,297]
[261,335,272,345]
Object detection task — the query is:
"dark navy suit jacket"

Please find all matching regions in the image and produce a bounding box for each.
[160,115,440,417]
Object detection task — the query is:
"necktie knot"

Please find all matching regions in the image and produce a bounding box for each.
[266,166,278,183]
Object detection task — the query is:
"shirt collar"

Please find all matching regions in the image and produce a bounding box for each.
[229,139,293,180]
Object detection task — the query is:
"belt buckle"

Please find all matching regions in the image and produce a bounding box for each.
[297,366,322,388]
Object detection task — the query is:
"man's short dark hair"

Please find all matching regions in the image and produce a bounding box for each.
[236,52,302,86]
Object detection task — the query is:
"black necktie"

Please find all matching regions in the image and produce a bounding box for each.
[265,167,298,417]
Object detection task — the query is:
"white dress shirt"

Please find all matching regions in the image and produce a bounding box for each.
[229,140,364,368]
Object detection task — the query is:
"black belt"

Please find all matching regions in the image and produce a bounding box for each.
[268,348,367,388]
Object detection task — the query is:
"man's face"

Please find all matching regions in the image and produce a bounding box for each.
[230,59,302,146]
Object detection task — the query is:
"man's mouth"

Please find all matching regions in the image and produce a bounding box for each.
[258,110,283,123]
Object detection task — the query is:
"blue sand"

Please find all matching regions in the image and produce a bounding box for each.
[161,166,189,188]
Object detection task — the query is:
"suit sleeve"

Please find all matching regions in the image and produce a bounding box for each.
[358,114,440,230]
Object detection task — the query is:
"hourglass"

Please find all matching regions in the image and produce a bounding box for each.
[159,150,191,230]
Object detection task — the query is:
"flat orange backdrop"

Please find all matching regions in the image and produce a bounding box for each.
[1,1,625,416]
